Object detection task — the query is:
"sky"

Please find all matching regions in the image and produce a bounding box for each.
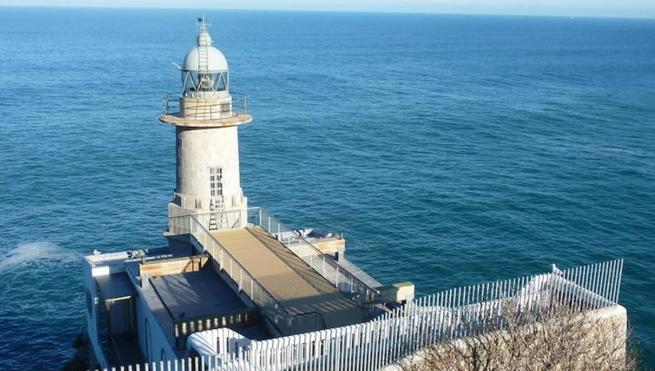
[1,0,654,19]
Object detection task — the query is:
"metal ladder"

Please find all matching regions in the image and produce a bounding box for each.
[209,198,229,231]
[198,45,208,71]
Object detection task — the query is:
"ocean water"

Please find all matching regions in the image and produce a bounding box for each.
[0,7,654,369]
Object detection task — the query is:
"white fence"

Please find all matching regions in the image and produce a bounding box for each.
[92,259,624,371]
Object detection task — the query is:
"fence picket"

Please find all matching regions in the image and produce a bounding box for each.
[100,260,623,371]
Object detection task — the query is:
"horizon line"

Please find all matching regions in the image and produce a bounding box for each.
[1,4,655,21]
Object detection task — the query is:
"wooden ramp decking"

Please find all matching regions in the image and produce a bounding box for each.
[211,227,366,329]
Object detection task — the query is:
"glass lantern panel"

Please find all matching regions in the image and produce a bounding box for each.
[216,72,226,91]
[181,72,196,93]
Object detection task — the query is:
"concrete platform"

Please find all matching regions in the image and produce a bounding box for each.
[211,227,366,329]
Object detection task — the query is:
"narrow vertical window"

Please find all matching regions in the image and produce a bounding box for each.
[209,167,223,197]
[208,167,226,230]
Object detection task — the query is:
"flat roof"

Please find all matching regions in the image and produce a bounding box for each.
[150,268,248,321]
[97,272,137,303]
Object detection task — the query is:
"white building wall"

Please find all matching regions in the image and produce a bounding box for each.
[84,255,129,370]
[135,283,178,364]
[83,261,109,369]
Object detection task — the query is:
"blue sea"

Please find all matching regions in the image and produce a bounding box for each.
[0,7,654,369]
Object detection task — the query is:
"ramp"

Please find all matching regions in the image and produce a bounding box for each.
[211,227,365,329]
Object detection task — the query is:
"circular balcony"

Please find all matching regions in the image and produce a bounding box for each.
[159,92,252,128]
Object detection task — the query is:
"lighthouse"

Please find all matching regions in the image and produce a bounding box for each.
[160,18,251,229]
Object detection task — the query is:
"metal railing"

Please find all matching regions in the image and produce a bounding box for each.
[170,207,380,306]
[167,213,320,336]
[161,92,249,118]
[201,259,625,370]
[173,309,258,349]
[249,208,381,305]
[97,259,625,371]
[289,311,328,335]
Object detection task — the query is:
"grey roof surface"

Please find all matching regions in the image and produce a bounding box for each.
[232,324,273,340]
[150,268,247,320]
[96,272,137,303]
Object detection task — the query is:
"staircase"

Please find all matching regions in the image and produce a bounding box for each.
[209,198,229,231]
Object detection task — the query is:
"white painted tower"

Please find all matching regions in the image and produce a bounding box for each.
[160,18,252,229]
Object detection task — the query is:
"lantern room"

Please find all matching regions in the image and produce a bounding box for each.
[159,17,251,127]
[181,20,230,97]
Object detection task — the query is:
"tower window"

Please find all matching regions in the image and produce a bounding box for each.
[209,167,223,197]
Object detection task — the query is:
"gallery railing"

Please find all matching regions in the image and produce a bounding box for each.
[161,92,249,119]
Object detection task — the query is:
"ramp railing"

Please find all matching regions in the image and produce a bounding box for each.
[170,207,381,306]
[249,207,381,305]
[168,214,325,336]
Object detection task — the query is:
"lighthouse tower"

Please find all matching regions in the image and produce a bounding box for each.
[160,18,252,229]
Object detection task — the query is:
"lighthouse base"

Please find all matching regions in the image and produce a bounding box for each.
[167,202,249,233]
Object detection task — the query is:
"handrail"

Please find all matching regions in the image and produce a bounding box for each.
[171,214,294,335]
[170,207,381,305]
[290,311,328,333]
[162,92,249,117]
[172,307,258,349]
[190,216,291,333]
[170,210,336,335]
[190,217,281,311]
[252,208,381,304]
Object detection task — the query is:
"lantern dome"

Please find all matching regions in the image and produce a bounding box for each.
[181,18,228,72]
[182,46,228,72]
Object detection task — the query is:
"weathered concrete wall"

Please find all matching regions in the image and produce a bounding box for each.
[180,96,232,120]
[174,125,246,213]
